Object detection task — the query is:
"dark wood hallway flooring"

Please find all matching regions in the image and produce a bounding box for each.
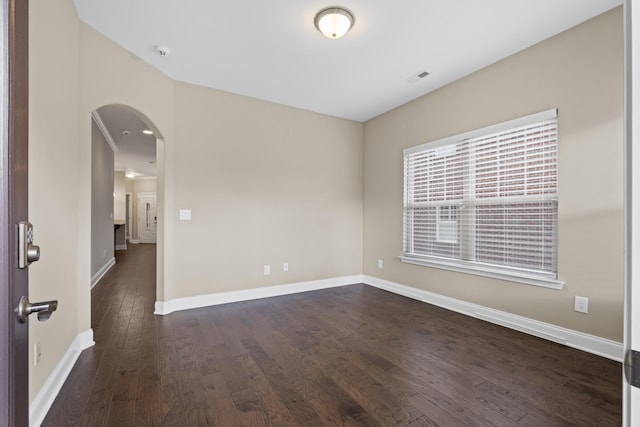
[42,244,622,426]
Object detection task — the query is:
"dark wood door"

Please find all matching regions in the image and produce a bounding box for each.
[0,0,30,425]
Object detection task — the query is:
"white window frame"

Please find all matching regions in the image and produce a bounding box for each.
[400,109,564,290]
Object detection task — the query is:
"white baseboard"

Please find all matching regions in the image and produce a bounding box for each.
[155,275,363,315]
[29,329,95,427]
[155,273,623,361]
[115,244,127,251]
[363,275,624,362]
[91,257,115,289]
[129,239,140,244]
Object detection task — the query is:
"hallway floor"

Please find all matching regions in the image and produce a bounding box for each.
[42,244,622,426]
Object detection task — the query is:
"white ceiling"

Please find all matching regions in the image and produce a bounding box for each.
[96,105,157,178]
[83,0,621,178]
[74,0,621,123]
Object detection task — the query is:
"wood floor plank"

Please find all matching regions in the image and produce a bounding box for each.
[42,244,623,426]
[282,293,514,424]
[233,353,300,426]
[326,287,620,426]
[251,303,420,425]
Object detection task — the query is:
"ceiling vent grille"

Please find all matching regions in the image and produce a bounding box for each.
[407,70,430,83]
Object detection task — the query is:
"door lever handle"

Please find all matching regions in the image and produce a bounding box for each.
[16,296,58,323]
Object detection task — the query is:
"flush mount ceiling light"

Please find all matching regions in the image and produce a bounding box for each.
[314,7,354,39]
[125,169,136,179]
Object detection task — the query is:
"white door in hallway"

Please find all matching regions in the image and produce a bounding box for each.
[138,192,157,244]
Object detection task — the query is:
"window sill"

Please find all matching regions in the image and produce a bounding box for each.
[398,256,564,290]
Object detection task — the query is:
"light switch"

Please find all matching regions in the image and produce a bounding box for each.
[179,209,192,221]
[574,296,589,314]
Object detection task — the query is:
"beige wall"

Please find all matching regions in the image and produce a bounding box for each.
[363,7,624,341]
[114,170,126,222]
[78,19,176,307]
[171,82,363,299]
[28,0,82,402]
[79,23,364,302]
[91,119,115,276]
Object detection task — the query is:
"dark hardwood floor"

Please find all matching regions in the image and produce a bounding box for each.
[42,244,622,426]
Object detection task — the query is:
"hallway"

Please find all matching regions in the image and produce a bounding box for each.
[42,244,622,426]
[43,244,158,425]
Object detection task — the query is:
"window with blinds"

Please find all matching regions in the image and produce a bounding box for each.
[401,109,561,287]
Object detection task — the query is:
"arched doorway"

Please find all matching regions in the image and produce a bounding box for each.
[89,104,165,326]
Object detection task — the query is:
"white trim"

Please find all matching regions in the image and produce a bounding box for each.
[155,275,363,315]
[91,111,117,153]
[91,257,115,289]
[129,239,140,244]
[364,275,623,362]
[125,192,133,240]
[399,256,564,290]
[625,0,640,424]
[29,329,95,427]
[155,273,622,360]
[115,244,127,251]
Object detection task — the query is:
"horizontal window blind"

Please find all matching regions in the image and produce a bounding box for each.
[403,109,558,281]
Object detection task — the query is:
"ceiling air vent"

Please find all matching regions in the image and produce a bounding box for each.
[407,70,430,83]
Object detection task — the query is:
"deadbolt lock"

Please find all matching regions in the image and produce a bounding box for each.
[17,221,40,269]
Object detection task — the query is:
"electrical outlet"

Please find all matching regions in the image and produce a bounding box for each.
[263,265,270,275]
[283,262,289,272]
[574,296,589,314]
[34,341,42,366]
[377,259,383,269]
